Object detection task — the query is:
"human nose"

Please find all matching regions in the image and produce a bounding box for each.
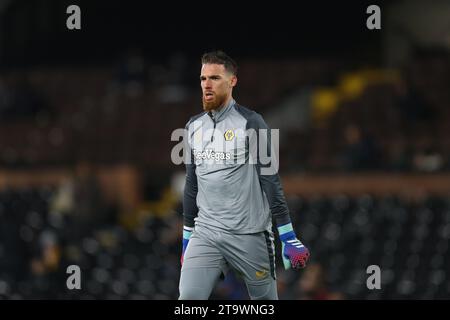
[203,79,212,89]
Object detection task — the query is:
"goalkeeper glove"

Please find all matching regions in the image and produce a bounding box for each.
[181,226,193,265]
[278,223,310,270]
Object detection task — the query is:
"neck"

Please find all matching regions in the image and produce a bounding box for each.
[214,95,233,113]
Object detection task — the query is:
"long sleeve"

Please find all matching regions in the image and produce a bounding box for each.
[247,113,292,227]
[182,120,199,228]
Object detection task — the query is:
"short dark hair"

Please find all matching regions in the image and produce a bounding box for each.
[201,50,238,76]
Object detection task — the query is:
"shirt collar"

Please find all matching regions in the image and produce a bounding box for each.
[209,98,235,122]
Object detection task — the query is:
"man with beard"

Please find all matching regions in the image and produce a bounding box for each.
[178,51,310,300]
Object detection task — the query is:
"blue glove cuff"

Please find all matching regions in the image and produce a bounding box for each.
[277,223,296,242]
[182,226,193,253]
[183,226,193,240]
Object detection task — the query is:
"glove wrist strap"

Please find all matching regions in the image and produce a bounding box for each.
[277,223,296,242]
[183,226,193,240]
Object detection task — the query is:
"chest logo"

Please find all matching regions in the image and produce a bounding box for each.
[224,129,235,141]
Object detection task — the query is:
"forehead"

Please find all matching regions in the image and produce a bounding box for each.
[201,63,227,75]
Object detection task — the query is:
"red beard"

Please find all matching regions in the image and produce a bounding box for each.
[202,92,228,111]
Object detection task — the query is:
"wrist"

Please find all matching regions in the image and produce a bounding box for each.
[277,223,296,242]
[183,226,193,240]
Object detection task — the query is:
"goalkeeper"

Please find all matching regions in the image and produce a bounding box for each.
[179,50,309,300]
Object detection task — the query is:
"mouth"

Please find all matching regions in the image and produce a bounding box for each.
[204,92,214,101]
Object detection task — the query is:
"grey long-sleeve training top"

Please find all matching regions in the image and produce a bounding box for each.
[183,99,292,234]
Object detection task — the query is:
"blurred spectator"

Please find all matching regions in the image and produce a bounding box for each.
[30,230,61,276]
[72,162,109,236]
[339,124,381,171]
[386,136,412,171]
[295,262,344,300]
[412,141,444,173]
[157,52,189,103]
[51,161,108,240]
[117,48,147,84]
[393,75,435,130]
[116,48,148,97]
